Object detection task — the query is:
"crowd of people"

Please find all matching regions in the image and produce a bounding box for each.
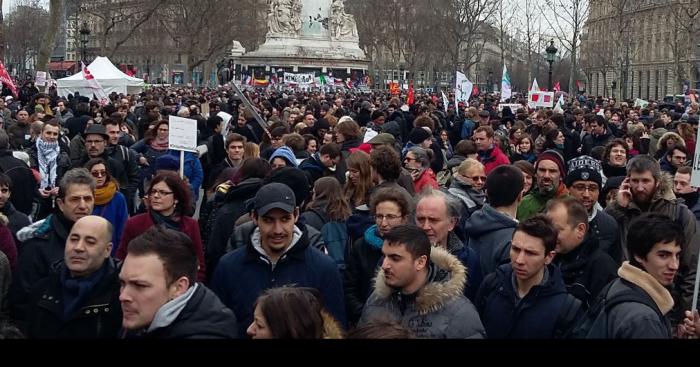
[0,82,699,339]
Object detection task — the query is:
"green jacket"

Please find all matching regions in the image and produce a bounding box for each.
[517,183,569,221]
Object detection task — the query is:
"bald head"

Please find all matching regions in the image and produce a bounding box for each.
[65,216,114,277]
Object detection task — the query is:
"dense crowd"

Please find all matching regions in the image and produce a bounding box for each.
[0,81,699,339]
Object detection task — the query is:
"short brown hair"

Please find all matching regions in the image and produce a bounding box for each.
[546,197,589,231]
[126,226,197,286]
[474,125,494,138]
[369,187,411,217]
[225,133,246,149]
[414,115,435,131]
[282,133,305,152]
[677,166,693,175]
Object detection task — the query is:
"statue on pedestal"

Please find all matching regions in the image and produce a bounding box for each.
[267,0,303,36]
[330,0,358,40]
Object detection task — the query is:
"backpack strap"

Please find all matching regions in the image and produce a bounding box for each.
[554,293,583,339]
[603,280,664,319]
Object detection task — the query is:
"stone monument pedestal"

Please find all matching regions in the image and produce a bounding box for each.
[236,0,369,79]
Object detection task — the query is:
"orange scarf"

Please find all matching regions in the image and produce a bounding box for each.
[95,180,118,206]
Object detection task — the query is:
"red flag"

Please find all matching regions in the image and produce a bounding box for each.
[553,81,561,92]
[0,62,18,97]
[346,80,354,89]
[407,81,415,105]
[81,61,109,101]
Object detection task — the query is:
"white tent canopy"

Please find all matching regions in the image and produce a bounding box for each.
[57,56,145,98]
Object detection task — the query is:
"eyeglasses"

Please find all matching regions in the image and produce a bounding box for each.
[149,189,174,197]
[468,176,487,182]
[91,170,107,178]
[374,214,403,222]
[571,184,599,192]
[404,157,417,162]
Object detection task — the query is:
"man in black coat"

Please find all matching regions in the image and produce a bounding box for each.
[64,102,92,140]
[0,130,37,215]
[0,173,31,243]
[24,216,122,338]
[120,226,238,338]
[546,197,619,307]
[79,124,129,192]
[9,168,95,326]
[103,119,140,214]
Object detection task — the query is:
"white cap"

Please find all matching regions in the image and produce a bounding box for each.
[4,96,12,102]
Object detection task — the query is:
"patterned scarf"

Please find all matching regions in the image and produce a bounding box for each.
[150,137,169,151]
[36,137,60,189]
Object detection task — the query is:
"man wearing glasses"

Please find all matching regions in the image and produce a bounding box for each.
[79,124,129,192]
[565,155,621,263]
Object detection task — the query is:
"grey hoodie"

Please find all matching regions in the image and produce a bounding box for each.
[463,204,518,279]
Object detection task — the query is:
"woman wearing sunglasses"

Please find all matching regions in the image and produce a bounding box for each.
[85,158,129,256]
[448,158,487,221]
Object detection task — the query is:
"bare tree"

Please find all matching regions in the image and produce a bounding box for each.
[157,0,245,85]
[36,0,64,74]
[431,0,499,79]
[5,0,49,76]
[540,0,589,94]
[666,0,700,92]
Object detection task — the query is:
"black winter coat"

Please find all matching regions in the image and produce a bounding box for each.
[343,227,383,324]
[25,259,122,338]
[206,178,263,281]
[0,151,37,215]
[10,214,73,326]
[555,236,619,307]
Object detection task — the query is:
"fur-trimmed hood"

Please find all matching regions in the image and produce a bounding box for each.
[657,131,685,151]
[373,246,467,315]
[321,310,344,339]
[653,171,677,202]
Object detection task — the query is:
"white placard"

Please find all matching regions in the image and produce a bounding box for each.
[35,71,47,86]
[527,91,555,108]
[455,71,473,103]
[168,116,198,152]
[498,103,523,112]
[284,72,315,85]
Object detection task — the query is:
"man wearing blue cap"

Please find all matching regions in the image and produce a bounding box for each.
[211,182,346,337]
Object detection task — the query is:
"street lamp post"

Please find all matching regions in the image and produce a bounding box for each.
[488,70,493,93]
[695,43,700,90]
[79,22,90,63]
[546,39,558,91]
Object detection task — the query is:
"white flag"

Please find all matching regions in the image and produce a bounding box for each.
[455,71,473,103]
[531,78,540,92]
[553,95,565,114]
[442,91,449,113]
[501,64,512,102]
[81,62,109,102]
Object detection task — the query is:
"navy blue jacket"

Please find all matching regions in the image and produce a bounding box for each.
[476,263,572,339]
[211,226,346,337]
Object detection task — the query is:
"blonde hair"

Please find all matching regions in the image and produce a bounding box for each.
[243,142,260,160]
[457,158,484,176]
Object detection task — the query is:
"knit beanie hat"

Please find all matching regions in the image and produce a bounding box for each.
[536,150,566,179]
[408,127,431,145]
[155,154,180,172]
[565,155,602,187]
[269,146,299,168]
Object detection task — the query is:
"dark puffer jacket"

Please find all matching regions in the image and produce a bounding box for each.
[343,225,383,324]
[476,264,577,339]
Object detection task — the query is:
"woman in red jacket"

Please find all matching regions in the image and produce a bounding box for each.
[117,171,206,281]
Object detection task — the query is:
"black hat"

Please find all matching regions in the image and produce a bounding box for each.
[83,124,109,140]
[408,127,431,144]
[264,167,311,206]
[479,110,490,118]
[254,183,296,216]
[566,155,602,188]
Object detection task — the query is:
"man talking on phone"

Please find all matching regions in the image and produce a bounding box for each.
[605,154,700,328]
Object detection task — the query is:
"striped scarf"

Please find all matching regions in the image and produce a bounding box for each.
[36,137,60,189]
